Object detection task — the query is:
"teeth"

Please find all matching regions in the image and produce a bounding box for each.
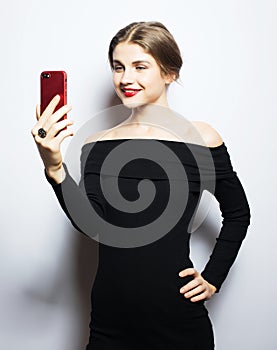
[122,89,140,92]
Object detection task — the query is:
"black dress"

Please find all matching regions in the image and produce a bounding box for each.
[45,139,251,350]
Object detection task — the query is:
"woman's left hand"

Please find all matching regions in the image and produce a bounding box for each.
[179,268,217,302]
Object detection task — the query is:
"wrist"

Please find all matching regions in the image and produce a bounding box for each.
[45,165,65,184]
[208,282,217,295]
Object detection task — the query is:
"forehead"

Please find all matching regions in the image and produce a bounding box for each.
[113,42,155,63]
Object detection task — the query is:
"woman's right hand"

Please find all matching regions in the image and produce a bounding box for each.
[31,95,74,184]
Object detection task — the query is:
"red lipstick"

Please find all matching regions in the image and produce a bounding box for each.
[122,89,141,97]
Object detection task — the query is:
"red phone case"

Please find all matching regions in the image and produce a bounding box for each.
[40,71,67,119]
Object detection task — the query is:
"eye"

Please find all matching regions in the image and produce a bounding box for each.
[136,66,146,71]
[114,65,124,72]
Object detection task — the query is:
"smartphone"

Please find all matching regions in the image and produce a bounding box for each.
[40,70,67,120]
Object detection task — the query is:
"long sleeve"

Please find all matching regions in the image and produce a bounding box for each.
[44,145,107,238]
[200,144,251,292]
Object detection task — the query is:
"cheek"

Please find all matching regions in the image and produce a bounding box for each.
[143,73,165,88]
[113,78,123,100]
[145,78,166,96]
[112,75,117,87]
[113,73,121,87]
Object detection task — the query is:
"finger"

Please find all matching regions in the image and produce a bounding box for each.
[42,104,72,132]
[35,123,74,149]
[180,278,202,294]
[179,268,197,278]
[46,118,74,139]
[33,95,61,133]
[50,128,74,147]
[31,105,42,137]
[34,104,72,137]
[36,104,41,121]
[40,95,61,122]
[190,291,208,302]
[183,285,205,299]
[32,116,73,142]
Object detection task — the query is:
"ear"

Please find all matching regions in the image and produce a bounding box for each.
[164,73,176,85]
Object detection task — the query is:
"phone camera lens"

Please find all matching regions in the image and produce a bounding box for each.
[42,73,50,79]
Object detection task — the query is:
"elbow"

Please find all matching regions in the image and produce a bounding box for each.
[244,202,251,226]
[237,206,251,228]
[235,197,251,227]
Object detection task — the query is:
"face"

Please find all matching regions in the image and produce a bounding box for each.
[112,42,172,109]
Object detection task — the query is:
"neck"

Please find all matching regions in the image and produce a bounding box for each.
[121,103,196,143]
[125,103,171,126]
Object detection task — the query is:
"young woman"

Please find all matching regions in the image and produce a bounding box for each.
[32,21,251,349]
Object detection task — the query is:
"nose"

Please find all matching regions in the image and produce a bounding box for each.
[120,68,135,85]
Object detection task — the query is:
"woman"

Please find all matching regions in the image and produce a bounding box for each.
[32,21,251,349]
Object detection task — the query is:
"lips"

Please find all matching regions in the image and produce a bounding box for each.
[121,88,141,97]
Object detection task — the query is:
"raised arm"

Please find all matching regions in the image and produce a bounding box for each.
[31,95,74,184]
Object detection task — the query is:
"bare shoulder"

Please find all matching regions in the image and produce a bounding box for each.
[191,121,223,147]
[85,131,105,144]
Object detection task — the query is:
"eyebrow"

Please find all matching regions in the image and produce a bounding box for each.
[112,60,151,65]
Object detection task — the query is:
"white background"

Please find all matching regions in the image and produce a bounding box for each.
[1,0,276,349]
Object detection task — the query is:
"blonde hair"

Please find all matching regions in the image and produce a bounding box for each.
[108,21,183,81]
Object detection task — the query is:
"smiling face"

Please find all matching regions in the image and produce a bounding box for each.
[112,42,173,109]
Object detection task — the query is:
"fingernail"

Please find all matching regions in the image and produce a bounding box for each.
[179,272,183,277]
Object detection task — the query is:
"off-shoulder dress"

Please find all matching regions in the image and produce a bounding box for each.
[45,139,251,350]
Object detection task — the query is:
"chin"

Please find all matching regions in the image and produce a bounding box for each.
[121,99,147,109]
